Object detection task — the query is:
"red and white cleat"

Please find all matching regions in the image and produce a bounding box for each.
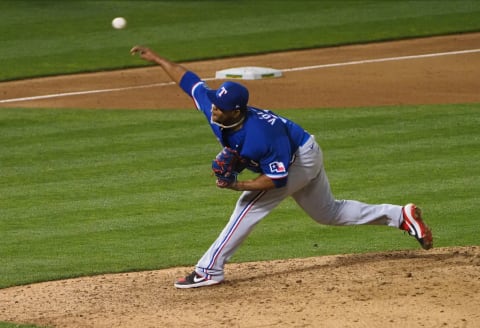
[401,203,433,250]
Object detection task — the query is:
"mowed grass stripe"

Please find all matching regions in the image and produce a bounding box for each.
[0,104,479,288]
[2,1,479,80]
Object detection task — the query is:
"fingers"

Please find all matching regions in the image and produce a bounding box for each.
[130,46,139,55]
[130,45,147,56]
[216,179,230,188]
[130,45,161,64]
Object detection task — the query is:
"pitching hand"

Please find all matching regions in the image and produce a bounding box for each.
[130,46,159,62]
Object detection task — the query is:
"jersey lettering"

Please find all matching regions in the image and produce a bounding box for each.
[255,110,288,126]
[269,161,286,173]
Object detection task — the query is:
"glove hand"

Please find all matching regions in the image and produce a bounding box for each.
[212,147,240,187]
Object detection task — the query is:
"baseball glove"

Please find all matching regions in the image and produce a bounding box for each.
[212,147,243,188]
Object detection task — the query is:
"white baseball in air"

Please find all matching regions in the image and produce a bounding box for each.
[112,17,127,29]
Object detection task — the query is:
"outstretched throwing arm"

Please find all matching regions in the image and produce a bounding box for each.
[130,46,187,84]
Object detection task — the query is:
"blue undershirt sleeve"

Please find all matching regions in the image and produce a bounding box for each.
[272,177,288,188]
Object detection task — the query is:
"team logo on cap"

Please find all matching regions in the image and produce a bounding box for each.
[218,86,228,97]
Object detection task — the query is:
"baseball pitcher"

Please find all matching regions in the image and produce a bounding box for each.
[130,46,433,289]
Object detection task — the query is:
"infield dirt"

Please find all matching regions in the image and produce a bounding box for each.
[1,33,479,328]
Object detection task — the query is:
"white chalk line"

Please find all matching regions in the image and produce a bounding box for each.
[1,48,479,104]
[0,81,176,104]
[281,48,480,72]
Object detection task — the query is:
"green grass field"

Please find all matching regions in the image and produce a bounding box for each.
[0,0,479,81]
[1,105,479,291]
[1,1,480,327]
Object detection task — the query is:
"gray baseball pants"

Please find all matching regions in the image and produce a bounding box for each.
[196,136,403,281]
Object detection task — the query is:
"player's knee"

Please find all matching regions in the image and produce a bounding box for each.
[308,201,342,225]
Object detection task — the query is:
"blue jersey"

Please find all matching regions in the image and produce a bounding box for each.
[180,71,309,186]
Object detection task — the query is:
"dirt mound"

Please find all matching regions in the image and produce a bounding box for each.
[1,247,479,327]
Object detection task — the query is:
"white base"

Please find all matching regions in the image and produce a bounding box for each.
[215,66,282,80]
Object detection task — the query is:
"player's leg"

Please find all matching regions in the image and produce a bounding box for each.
[289,140,432,249]
[293,173,432,249]
[289,139,403,227]
[293,165,403,227]
[193,186,291,282]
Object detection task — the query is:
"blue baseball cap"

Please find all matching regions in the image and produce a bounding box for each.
[206,81,249,111]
